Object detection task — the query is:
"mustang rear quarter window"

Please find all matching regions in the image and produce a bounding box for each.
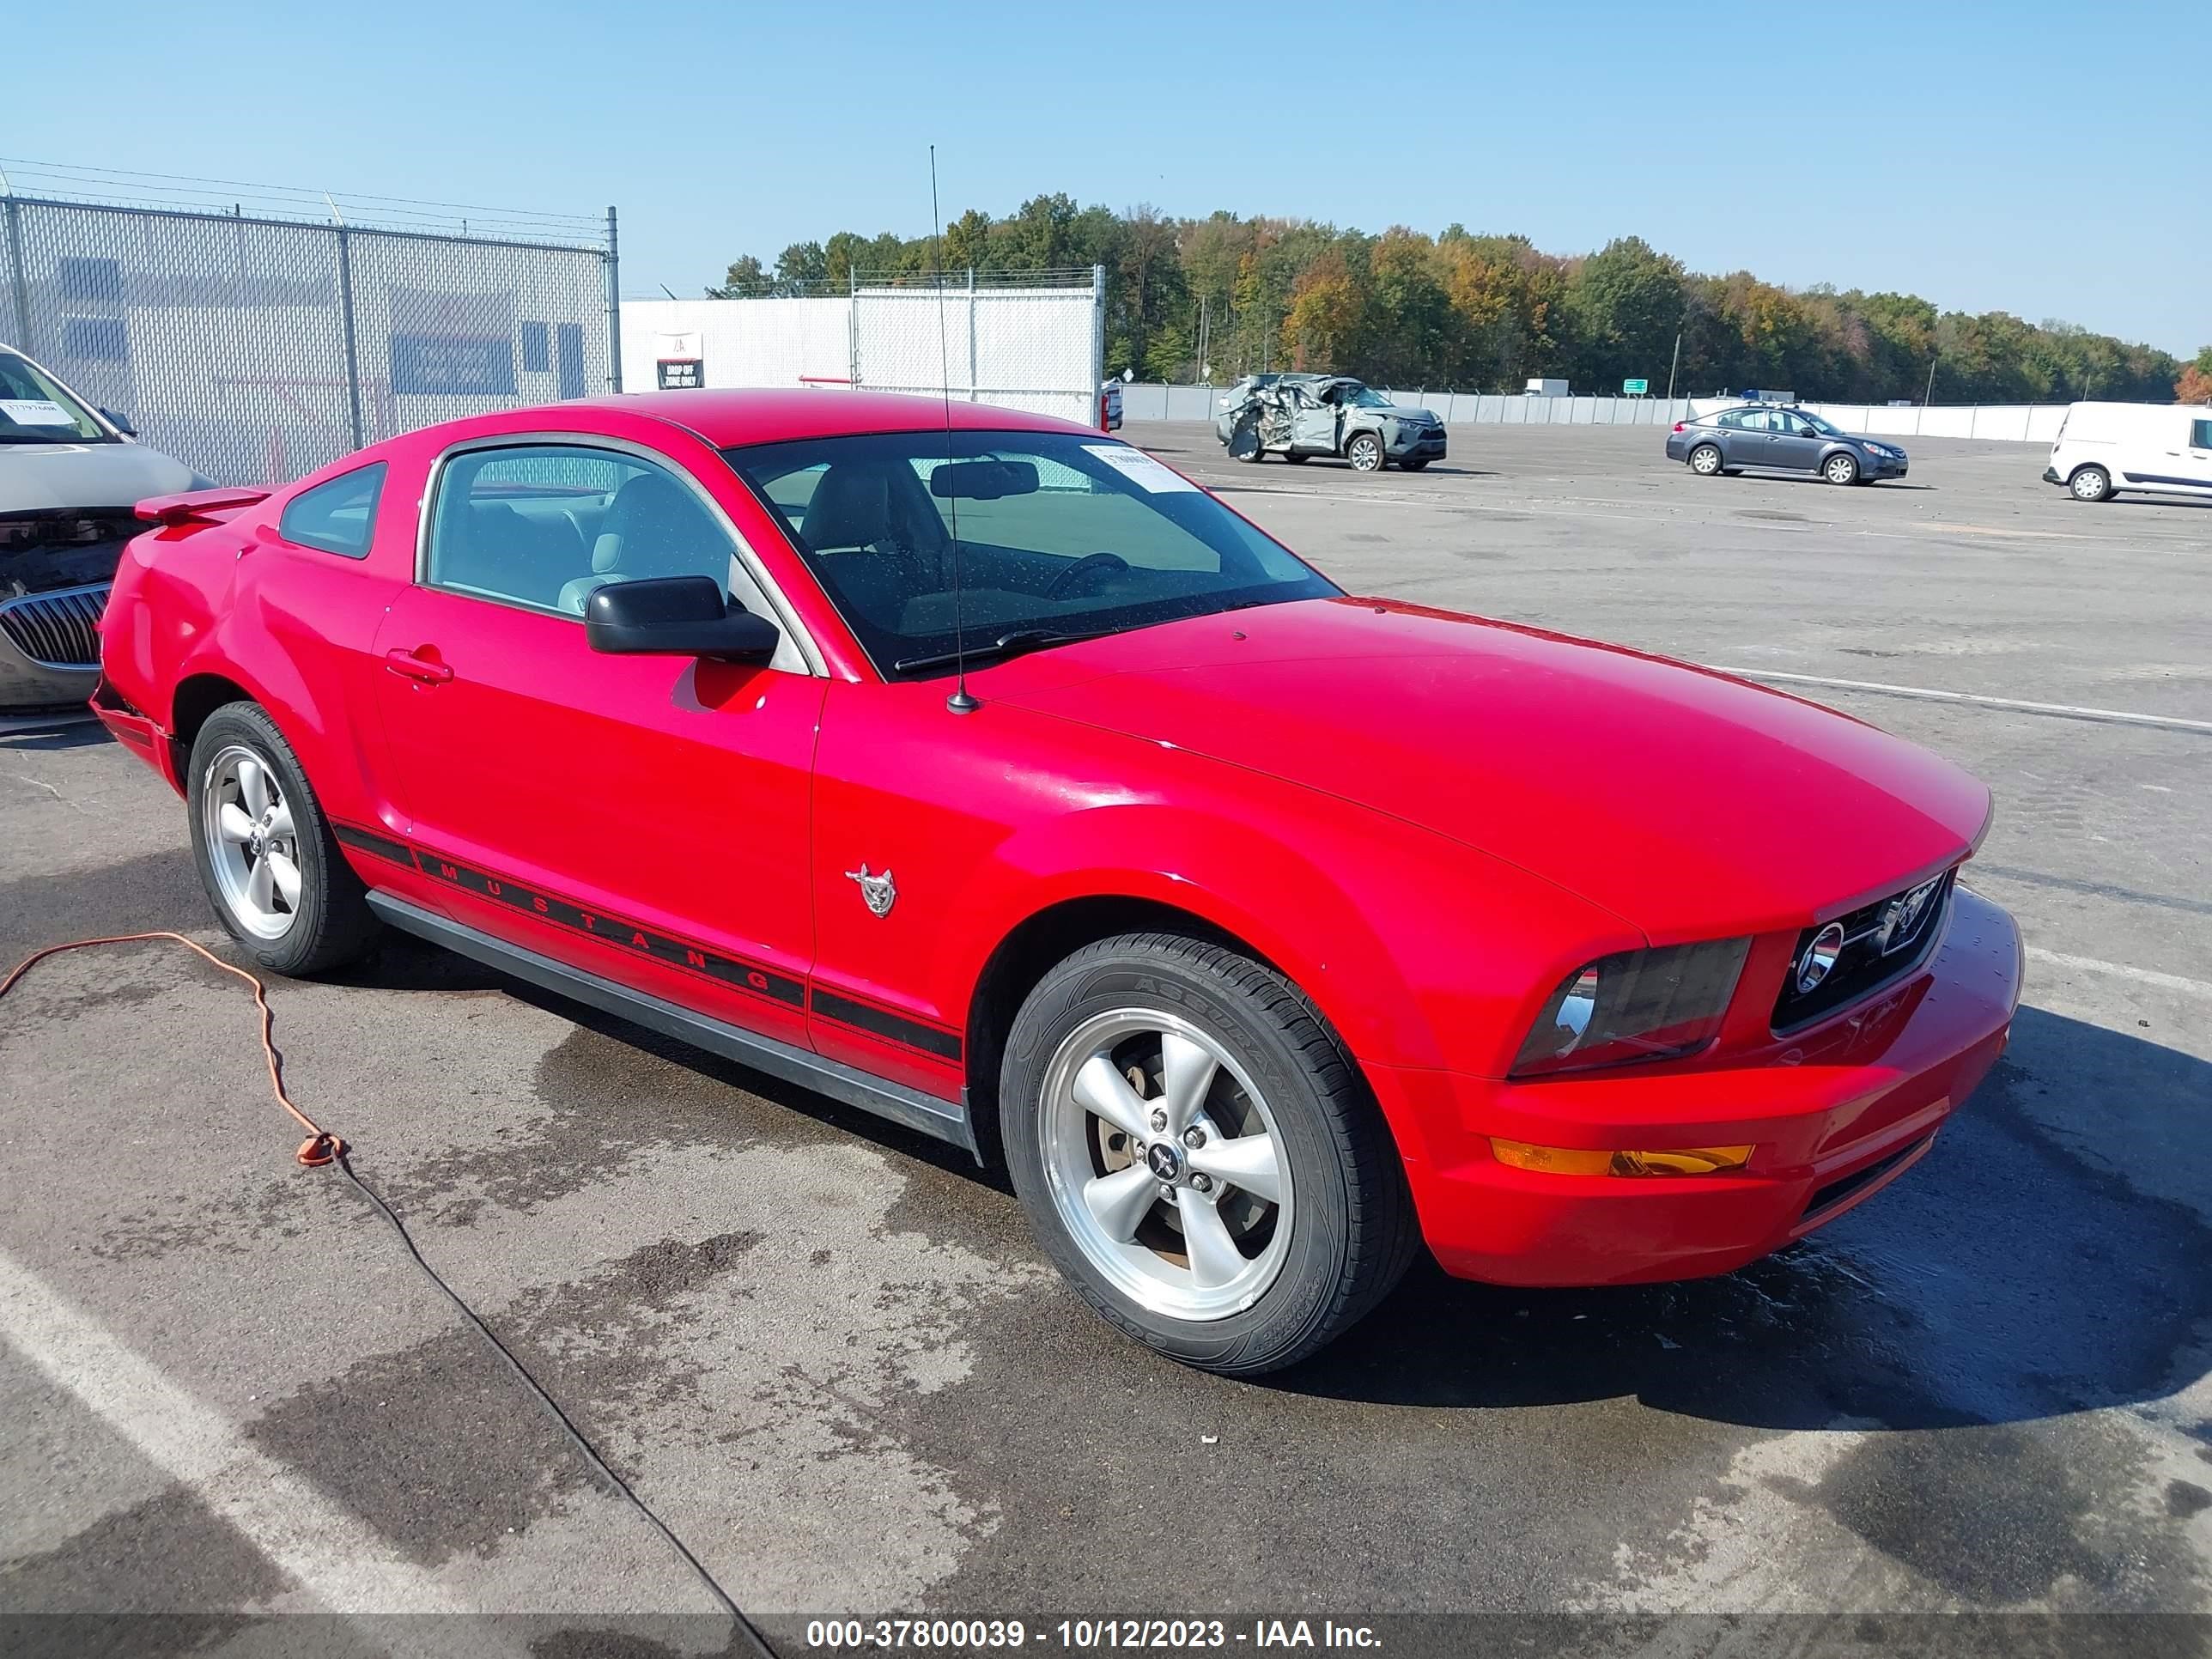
[278,462,387,559]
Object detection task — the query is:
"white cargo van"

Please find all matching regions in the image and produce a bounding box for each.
[2043,402,2212,503]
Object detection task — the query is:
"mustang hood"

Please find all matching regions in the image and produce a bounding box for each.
[991,598,1990,939]
[0,441,201,516]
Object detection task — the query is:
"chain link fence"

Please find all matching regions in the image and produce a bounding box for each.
[1,162,618,486]
[849,269,1103,426]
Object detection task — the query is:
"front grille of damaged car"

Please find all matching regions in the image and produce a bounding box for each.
[2,510,140,603]
[1772,869,1955,1034]
[0,583,108,669]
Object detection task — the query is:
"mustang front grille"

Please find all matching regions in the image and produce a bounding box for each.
[0,583,109,670]
[1772,869,1955,1033]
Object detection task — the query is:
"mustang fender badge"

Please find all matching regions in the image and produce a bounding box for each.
[845,864,896,918]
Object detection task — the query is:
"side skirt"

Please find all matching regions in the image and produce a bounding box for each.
[366,892,978,1158]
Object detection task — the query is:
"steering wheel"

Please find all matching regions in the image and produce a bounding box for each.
[1044,551,1130,600]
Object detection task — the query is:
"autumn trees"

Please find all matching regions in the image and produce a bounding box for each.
[712,198,2185,404]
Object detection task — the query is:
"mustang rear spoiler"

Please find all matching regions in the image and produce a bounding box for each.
[136,486,272,526]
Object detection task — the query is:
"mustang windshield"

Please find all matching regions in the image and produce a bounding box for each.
[724,429,1338,678]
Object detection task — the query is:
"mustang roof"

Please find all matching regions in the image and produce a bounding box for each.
[575,388,1096,448]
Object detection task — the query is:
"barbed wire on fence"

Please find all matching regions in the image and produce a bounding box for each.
[0,157,607,250]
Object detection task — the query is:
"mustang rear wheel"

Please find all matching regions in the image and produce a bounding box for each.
[187,702,379,975]
[1001,933,1416,1374]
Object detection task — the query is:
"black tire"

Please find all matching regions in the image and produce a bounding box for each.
[186,702,380,976]
[1821,452,1860,486]
[1000,933,1418,1375]
[1283,451,1311,464]
[1401,458,1431,471]
[1345,432,1384,472]
[2069,465,2112,503]
[1227,413,1264,464]
[1688,442,1724,477]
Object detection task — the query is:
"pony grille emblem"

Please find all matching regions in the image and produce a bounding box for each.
[845,864,896,918]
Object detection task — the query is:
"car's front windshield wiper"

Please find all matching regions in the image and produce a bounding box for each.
[893,627,1109,677]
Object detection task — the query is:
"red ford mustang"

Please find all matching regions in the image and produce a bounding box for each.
[94,391,2021,1373]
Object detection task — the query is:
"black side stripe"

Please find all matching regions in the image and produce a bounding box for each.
[332,822,417,870]
[410,848,807,1010]
[809,988,964,1062]
[336,821,962,1061]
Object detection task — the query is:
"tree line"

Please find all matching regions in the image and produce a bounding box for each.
[715,195,2207,405]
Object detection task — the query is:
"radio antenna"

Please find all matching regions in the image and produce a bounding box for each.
[929,145,978,715]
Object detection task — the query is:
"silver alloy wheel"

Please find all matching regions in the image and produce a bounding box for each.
[1039,1007,1294,1321]
[1824,454,1858,484]
[1690,445,1722,475]
[201,744,303,940]
[1347,435,1382,471]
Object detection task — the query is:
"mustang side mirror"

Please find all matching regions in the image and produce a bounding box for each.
[585,575,779,664]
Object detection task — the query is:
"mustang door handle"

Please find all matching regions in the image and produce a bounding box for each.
[383,647,453,684]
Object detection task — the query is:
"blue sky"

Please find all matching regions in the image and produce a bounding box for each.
[14,1,2206,353]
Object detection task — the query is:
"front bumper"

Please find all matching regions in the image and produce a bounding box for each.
[1367,885,2022,1286]
[1866,453,1908,479]
[1386,426,1447,461]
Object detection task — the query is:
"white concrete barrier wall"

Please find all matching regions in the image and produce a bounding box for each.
[1122,386,2088,443]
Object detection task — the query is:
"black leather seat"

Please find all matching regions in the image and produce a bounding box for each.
[794,463,947,626]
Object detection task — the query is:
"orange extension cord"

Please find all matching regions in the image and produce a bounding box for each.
[0,931,343,1166]
[0,930,769,1649]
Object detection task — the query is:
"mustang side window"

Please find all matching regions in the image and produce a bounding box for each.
[278,462,386,559]
[426,444,741,618]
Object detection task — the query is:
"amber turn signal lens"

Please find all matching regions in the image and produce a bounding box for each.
[1490,1138,1754,1177]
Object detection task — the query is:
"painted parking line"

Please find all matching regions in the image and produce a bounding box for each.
[0,1247,495,1646]
[1706,668,2212,735]
[2023,946,2212,1000]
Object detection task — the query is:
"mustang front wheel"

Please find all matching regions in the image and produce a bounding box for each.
[1001,934,1415,1374]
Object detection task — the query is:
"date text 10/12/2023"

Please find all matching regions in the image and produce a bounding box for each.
[803,1619,1383,1650]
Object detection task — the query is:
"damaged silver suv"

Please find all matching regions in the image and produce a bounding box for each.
[1216,374,1447,471]
[1,343,200,709]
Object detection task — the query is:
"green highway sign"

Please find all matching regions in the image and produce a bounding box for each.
[1622,378,1649,396]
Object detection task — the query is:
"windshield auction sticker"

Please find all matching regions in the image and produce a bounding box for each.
[1082,444,1198,493]
[0,399,76,427]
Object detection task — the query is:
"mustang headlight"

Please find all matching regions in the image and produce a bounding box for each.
[1511,937,1751,1078]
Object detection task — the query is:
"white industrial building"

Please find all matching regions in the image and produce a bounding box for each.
[618,270,1105,428]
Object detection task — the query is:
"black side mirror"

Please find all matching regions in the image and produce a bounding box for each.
[100,408,137,437]
[585,575,779,664]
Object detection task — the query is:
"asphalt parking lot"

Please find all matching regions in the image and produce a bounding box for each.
[2,421,2207,1654]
